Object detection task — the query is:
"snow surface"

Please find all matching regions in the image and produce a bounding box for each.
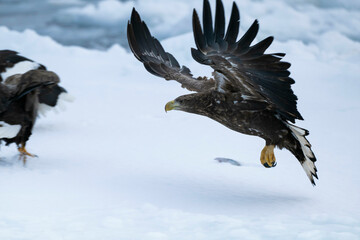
[1,0,360,239]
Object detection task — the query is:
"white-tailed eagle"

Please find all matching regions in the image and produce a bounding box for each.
[127,0,317,185]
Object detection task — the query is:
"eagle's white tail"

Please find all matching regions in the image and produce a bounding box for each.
[287,123,318,185]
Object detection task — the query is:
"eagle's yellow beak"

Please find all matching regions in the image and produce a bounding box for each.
[165,100,177,112]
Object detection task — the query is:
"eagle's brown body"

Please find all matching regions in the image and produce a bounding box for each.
[183,91,288,143]
[177,90,300,152]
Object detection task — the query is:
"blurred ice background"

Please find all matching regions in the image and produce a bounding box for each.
[1,0,359,50]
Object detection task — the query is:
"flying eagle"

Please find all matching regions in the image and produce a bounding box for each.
[0,50,72,161]
[127,0,317,185]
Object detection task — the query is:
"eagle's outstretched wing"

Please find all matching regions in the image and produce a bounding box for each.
[191,0,302,123]
[127,8,215,92]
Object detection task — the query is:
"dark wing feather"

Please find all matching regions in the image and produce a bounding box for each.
[202,0,213,47]
[127,8,214,92]
[192,0,302,123]
[224,2,239,47]
[235,20,259,54]
[214,0,225,42]
[38,85,67,107]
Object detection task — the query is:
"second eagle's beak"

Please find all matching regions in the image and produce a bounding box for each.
[165,100,178,112]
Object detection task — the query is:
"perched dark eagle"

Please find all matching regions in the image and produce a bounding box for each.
[0,50,72,161]
[0,70,59,161]
[127,0,317,185]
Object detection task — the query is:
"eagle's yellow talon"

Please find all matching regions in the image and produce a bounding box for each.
[18,144,37,158]
[260,145,276,168]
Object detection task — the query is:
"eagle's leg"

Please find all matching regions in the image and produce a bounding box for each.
[18,143,37,158]
[260,145,277,168]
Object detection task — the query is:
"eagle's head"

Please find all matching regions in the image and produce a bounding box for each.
[165,91,226,116]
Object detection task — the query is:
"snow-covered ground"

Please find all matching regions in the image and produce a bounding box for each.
[1,0,360,239]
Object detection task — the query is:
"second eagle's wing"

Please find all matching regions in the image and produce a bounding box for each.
[127,8,215,92]
[192,0,302,123]
[6,70,60,103]
[0,50,46,82]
